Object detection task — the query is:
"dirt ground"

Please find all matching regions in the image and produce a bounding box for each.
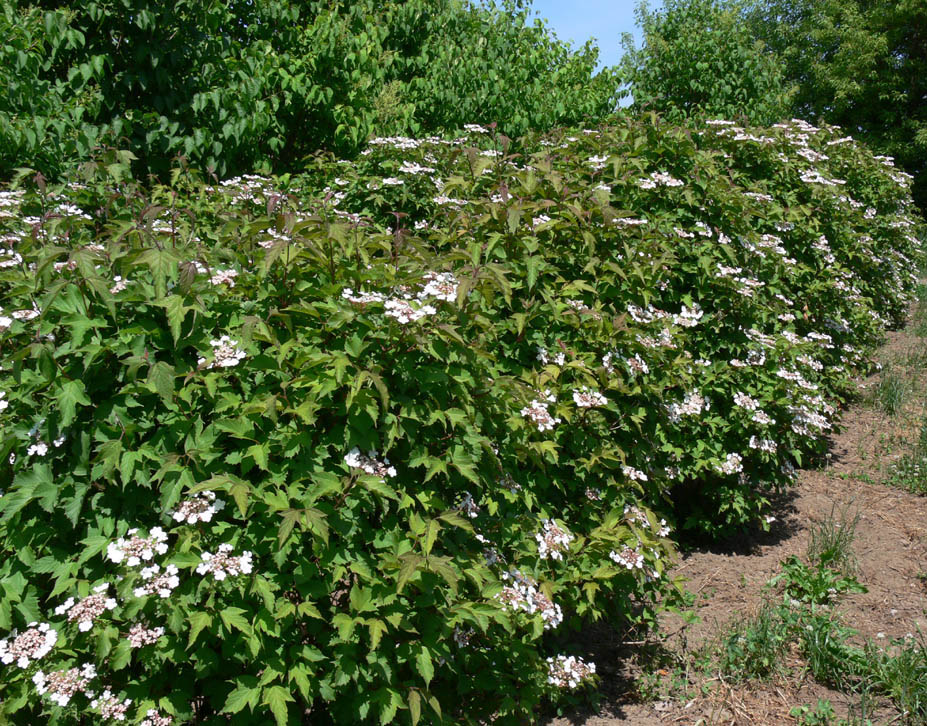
[547,302,927,726]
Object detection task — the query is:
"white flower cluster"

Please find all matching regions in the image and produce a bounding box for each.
[749,436,777,453]
[612,216,648,227]
[140,710,173,726]
[198,335,247,369]
[610,545,644,570]
[716,453,744,475]
[496,571,563,629]
[107,528,169,567]
[33,664,96,707]
[456,491,480,519]
[92,689,132,721]
[546,655,596,689]
[126,623,165,648]
[342,288,385,304]
[170,491,226,524]
[673,304,704,327]
[637,171,684,189]
[538,346,566,366]
[624,505,671,537]
[209,268,238,287]
[800,169,846,186]
[621,465,648,482]
[420,271,458,301]
[109,276,128,294]
[0,248,22,269]
[733,392,759,411]
[55,584,117,632]
[666,390,709,422]
[196,544,254,581]
[344,447,397,478]
[0,622,57,668]
[627,303,668,324]
[133,564,181,598]
[384,298,437,324]
[521,391,560,432]
[535,519,574,561]
[572,386,607,408]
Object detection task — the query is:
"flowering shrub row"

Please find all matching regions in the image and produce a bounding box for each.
[0,116,923,724]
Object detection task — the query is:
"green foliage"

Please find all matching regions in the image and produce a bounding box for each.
[620,0,794,125]
[717,601,792,681]
[0,0,619,182]
[806,503,860,577]
[748,0,927,212]
[0,114,923,723]
[771,555,866,607]
[790,699,837,726]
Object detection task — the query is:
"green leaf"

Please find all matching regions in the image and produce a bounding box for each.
[220,607,252,635]
[262,685,293,726]
[408,689,422,726]
[415,647,434,686]
[147,361,175,405]
[188,611,213,648]
[162,295,193,343]
[58,380,91,427]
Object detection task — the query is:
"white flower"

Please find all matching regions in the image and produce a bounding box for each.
[0,622,57,668]
[54,584,117,632]
[109,276,128,294]
[496,571,563,629]
[344,448,397,478]
[27,441,49,457]
[198,335,246,369]
[384,298,437,324]
[33,663,96,706]
[196,544,254,581]
[621,465,648,482]
[521,399,561,432]
[170,491,225,525]
[610,546,644,569]
[572,387,607,408]
[535,519,574,561]
[716,453,744,475]
[209,268,239,286]
[547,655,596,689]
[418,271,458,302]
[133,564,180,598]
[107,527,169,567]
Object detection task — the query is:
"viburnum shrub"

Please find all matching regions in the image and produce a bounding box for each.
[0,117,923,724]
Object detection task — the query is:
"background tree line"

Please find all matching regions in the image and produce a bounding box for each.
[1,0,924,211]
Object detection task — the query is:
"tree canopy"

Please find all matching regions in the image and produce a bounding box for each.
[619,0,794,126]
[747,0,927,210]
[0,0,620,180]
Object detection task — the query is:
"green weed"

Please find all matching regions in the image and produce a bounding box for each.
[716,602,792,681]
[806,502,860,576]
[889,419,927,495]
[874,364,911,415]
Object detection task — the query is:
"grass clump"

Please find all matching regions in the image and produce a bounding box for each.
[890,419,927,495]
[806,502,861,576]
[873,363,912,416]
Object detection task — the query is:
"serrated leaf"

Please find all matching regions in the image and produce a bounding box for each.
[187,611,213,648]
[59,380,91,427]
[220,607,252,635]
[262,685,293,726]
[147,361,175,405]
[415,647,434,686]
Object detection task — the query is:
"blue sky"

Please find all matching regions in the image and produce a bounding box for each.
[528,0,655,71]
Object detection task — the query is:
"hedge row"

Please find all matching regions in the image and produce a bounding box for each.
[0,116,922,724]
